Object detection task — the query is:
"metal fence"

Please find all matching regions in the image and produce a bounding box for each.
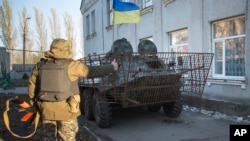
[79,52,214,107]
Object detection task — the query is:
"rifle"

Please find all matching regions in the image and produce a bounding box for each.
[3,96,40,138]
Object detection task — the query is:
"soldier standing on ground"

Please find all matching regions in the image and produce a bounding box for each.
[28,38,118,141]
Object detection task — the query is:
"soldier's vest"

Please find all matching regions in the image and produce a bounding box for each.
[38,59,79,101]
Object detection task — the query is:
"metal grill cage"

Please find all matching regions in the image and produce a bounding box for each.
[79,52,213,107]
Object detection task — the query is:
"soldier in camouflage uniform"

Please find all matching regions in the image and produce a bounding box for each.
[28,38,118,141]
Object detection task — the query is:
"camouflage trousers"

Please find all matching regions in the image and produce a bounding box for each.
[40,118,79,141]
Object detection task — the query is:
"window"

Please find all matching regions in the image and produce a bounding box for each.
[212,16,245,78]
[86,15,90,36]
[169,29,188,80]
[141,0,153,9]
[169,29,188,53]
[107,0,112,26]
[91,10,96,34]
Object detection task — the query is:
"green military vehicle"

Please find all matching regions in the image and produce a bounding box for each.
[78,38,213,128]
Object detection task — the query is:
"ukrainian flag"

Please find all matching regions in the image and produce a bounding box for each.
[112,0,141,24]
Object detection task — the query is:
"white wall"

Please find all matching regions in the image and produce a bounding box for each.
[81,0,250,105]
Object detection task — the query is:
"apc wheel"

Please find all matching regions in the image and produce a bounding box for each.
[93,93,112,128]
[147,105,162,112]
[81,88,94,120]
[163,101,183,118]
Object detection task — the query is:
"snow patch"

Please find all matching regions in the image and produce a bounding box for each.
[183,105,250,124]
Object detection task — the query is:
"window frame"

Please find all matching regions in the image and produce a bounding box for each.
[169,29,188,53]
[107,0,113,26]
[91,10,96,34]
[86,14,90,39]
[140,0,153,9]
[212,16,245,80]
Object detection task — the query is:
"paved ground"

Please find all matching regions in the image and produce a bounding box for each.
[84,106,250,141]
[1,89,250,141]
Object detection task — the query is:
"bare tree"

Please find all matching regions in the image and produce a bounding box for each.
[63,12,75,57]
[64,12,85,59]
[34,7,48,58]
[49,8,61,39]
[0,0,15,70]
[76,17,84,59]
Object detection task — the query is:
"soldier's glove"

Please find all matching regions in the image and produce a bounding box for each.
[68,95,80,113]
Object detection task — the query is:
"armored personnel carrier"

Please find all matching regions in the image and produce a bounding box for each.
[78,38,213,128]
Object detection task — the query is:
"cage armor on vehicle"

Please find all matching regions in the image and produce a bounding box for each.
[78,38,214,128]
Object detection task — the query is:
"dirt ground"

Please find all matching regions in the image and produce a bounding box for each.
[0,94,110,141]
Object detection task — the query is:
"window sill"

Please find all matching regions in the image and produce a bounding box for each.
[163,0,175,6]
[86,32,97,40]
[207,77,247,89]
[105,25,113,31]
[91,32,97,38]
[140,6,153,15]
[86,35,91,40]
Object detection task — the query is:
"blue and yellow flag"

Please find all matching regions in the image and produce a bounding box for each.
[112,0,141,24]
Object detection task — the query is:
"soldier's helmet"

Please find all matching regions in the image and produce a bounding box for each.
[44,38,72,58]
[138,40,157,54]
[111,38,133,56]
[49,38,71,56]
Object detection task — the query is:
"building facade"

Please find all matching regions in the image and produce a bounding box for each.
[80,0,250,105]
